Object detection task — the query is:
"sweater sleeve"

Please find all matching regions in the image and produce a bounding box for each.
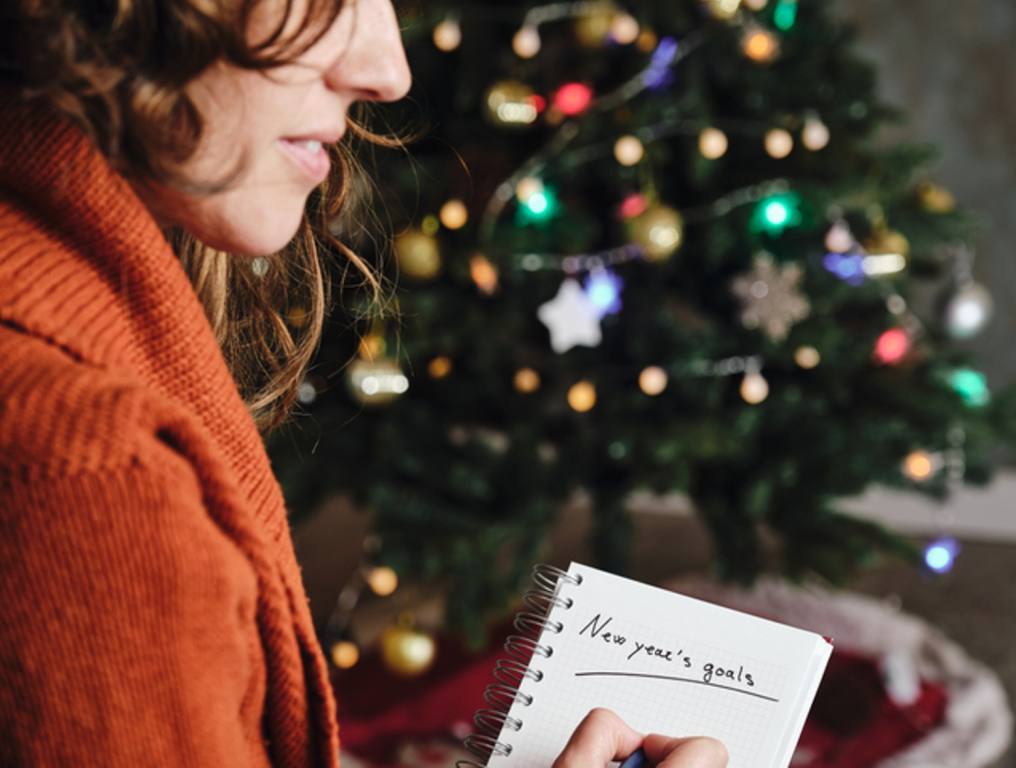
[0,436,269,767]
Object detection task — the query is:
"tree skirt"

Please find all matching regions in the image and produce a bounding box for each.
[334,577,1011,767]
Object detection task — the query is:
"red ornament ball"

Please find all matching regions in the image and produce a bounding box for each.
[553,83,594,116]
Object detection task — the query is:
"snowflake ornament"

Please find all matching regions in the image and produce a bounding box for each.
[732,253,811,341]
[538,278,603,353]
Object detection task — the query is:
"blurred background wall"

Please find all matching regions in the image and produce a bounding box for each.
[840,0,1016,400]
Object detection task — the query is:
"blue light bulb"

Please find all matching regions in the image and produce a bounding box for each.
[924,537,959,574]
[584,269,624,317]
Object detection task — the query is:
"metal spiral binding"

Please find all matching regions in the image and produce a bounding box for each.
[456,564,583,768]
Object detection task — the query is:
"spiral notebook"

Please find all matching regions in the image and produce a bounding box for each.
[459,562,832,768]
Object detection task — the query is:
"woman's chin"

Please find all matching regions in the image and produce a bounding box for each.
[198,199,306,257]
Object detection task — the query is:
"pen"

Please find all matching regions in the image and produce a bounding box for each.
[619,747,648,768]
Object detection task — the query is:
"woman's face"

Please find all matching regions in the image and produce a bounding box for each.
[135,0,411,256]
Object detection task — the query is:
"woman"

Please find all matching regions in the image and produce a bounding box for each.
[0,1,727,766]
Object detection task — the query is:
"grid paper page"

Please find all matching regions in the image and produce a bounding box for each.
[486,563,831,768]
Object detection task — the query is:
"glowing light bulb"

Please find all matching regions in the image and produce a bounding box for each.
[432,18,462,51]
[902,450,937,482]
[366,565,399,596]
[794,346,821,369]
[825,221,854,253]
[439,199,469,230]
[639,366,668,396]
[924,537,959,573]
[428,356,452,379]
[874,328,911,365]
[470,254,499,295]
[764,128,794,158]
[515,177,544,203]
[740,371,770,404]
[948,367,990,407]
[584,269,623,317]
[802,116,831,150]
[742,26,780,63]
[330,641,360,669]
[514,368,541,394]
[513,25,541,58]
[609,13,641,44]
[568,381,597,412]
[553,82,594,116]
[614,135,645,166]
[698,127,729,159]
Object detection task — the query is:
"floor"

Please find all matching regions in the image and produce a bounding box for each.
[293,494,1016,766]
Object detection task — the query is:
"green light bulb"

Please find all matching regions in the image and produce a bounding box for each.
[752,192,802,235]
[516,185,559,225]
[774,0,798,31]
[948,367,990,407]
[764,200,789,226]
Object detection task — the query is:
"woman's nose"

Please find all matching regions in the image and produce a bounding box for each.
[324,0,412,103]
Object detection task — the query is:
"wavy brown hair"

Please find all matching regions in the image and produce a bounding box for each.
[4,0,401,435]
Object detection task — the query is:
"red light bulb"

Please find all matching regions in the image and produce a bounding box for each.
[874,328,911,364]
[553,83,594,116]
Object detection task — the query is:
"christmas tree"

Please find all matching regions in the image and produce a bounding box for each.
[267,0,1016,643]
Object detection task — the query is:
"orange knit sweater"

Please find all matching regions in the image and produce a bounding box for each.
[0,89,340,766]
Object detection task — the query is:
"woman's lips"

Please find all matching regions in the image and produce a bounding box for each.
[277,138,330,182]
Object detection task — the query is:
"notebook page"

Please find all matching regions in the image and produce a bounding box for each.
[487,562,831,768]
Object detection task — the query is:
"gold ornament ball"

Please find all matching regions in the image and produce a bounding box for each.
[439,199,469,230]
[740,372,770,404]
[627,204,684,262]
[484,80,538,127]
[902,450,935,482]
[698,126,729,159]
[330,640,360,670]
[575,2,616,47]
[512,25,542,58]
[514,368,541,394]
[432,18,462,51]
[567,381,597,413]
[380,624,437,677]
[865,228,910,259]
[917,181,956,214]
[639,366,669,396]
[347,358,409,406]
[794,346,821,369]
[702,0,742,20]
[394,230,442,280]
[764,128,794,159]
[614,135,645,166]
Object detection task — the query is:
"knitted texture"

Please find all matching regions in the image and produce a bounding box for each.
[0,86,340,767]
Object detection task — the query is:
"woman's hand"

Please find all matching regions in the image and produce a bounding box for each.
[553,708,729,767]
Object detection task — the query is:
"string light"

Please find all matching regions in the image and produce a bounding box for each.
[330,641,360,670]
[568,381,597,412]
[609,13,641,44]
[639,366,669,396]
[924,537,960,574]
[470,254,499,295]
[752,192,802,235]
[702,0,743,20]
[614,135,645,166]
[743,0,769,9]
[428,356,453,380]
[902,450,938,482]
[764,128,794,158]
[773,0,799,30]
[698,127,729,159]
[513,25,541,58]
[514,368,541,394]
[802,116,831,150]
[517,185,559,224]
[439,199,469,230]
[742,26,780,63]
[584,268,624,316]
[553,82,594,116]
[873,328,911,365]
[794,346,821,369]
[366,565,399,596]
[740,371,770,404]
[824,221,854,253]
[432,18,462,51]
[515,177,544,203]
[947,367,990,407]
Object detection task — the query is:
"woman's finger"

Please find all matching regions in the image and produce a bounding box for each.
[643,734,730,767]
[552,708,644,768]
